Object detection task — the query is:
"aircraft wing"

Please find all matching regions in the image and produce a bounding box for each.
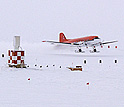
[42,40,118,47]
[91,40,118,46]
[102,40,118,45]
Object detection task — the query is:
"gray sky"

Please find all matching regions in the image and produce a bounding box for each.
[0,0,123,46]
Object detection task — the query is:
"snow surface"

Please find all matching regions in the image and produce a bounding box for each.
[0,0,124,106]
[0,41,124,107]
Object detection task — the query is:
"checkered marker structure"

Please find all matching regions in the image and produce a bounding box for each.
[8,50,25,65]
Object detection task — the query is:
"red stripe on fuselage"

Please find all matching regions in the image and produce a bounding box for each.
[63,36,98,43]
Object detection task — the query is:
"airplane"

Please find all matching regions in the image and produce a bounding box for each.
[42,32,118,53]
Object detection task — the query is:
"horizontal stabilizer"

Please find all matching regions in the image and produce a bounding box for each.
[42,41,79,45]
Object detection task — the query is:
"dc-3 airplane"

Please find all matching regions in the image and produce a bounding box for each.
[42,32,118,53]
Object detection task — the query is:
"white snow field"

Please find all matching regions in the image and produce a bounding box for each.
[0,42,124,107]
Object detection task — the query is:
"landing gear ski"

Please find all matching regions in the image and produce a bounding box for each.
[90,48,100,53]
[75,48,85,53]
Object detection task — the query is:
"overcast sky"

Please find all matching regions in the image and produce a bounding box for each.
[0,0,123,46]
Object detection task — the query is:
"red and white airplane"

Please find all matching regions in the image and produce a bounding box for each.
[42,32,118,53]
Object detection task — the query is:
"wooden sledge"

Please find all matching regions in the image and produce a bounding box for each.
[67,66,82,71]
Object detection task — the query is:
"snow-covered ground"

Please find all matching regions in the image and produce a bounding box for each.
[0,42,124,107]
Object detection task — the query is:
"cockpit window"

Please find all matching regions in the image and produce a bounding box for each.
[94,37,100,39]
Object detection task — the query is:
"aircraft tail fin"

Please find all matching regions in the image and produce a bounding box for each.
[59,33,67,42]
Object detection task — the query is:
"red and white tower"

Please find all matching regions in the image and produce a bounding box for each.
[8,36,26,68]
